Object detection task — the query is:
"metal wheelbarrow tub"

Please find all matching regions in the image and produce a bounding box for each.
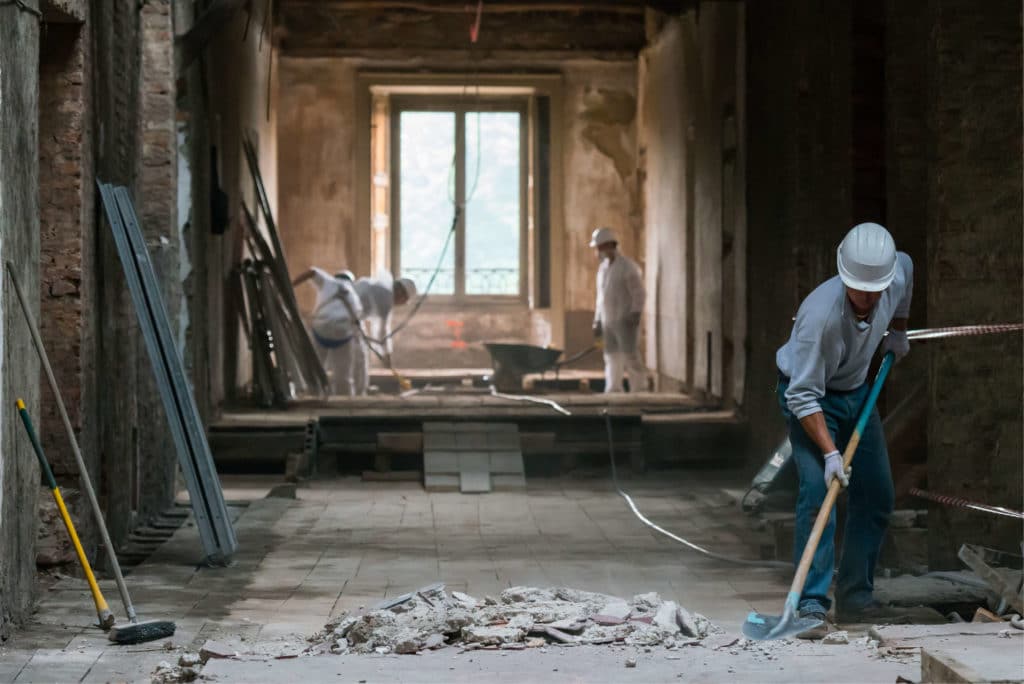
[483,343,563,392]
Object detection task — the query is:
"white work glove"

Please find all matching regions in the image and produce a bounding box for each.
[823,451,850,489]
[881,329,909,362]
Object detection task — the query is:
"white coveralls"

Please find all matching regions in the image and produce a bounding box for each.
[351,277,395,396]
[309,268,363,396]
[594,254,646,393]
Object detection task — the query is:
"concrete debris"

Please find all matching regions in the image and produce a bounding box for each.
[310,586,717,655]
[598,600,632,620]
[177,653,201,668]
[625,657,638,668]
[464,625,527,645]
[151,660,199,683]
[822,630,850,645]
[676,605,699,638]
[451,591,477,607]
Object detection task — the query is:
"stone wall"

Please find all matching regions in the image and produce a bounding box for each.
[924,0,1023,567]
[0,2,42,639]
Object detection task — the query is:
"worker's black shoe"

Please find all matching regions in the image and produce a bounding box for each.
[796,610,831,640]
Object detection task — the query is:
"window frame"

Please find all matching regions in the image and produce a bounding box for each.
[389,95,530,305]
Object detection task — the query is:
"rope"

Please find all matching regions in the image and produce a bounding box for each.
[909,488,1024,520]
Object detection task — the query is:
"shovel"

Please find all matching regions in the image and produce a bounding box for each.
[742,351,895,640]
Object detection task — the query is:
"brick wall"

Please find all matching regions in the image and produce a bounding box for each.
[925,0,1023,567]
[38,22,97,488]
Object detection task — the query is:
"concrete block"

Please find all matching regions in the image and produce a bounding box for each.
[449,422,498,432]
[424,451,459,474]
[424,474,459,490]
[460,471,492,493]
[459,453,489,472]
[455,432,489,449]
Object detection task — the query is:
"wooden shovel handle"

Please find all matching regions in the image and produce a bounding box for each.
[786,352,895,600]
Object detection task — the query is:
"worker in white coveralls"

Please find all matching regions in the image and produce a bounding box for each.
[292,267,363,396]
[590,227,647,393]
[776,222,913,639]
[341,271,417,395]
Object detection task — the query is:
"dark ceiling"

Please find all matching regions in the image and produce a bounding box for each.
[275,1,652,57]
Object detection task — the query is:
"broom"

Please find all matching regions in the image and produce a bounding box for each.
[8,263,176,645]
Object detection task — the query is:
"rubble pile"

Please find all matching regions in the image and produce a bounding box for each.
[309,585,719,655]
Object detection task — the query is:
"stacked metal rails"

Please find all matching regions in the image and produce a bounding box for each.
[237,136,329,405]
[98,182,237,564]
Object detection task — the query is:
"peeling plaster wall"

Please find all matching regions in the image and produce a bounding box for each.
[277,57,355,320]
[0,4,41,638]
[638,6,745,399]
[561,63,639,367]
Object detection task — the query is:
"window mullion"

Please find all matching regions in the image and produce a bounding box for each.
[454,107,466,298]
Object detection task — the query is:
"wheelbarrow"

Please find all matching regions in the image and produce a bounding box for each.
[483,342,598,392]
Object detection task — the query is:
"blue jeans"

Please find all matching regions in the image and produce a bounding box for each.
[777,379,894,615]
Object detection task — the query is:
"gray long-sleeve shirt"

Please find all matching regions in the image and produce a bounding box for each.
[776,252,913,419]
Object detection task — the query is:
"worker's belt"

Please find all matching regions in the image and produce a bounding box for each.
[312,330,353,349]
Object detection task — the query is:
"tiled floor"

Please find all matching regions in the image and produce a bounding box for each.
[0,472,927,682]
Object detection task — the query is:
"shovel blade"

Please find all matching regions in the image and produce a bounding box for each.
[742,611,822,641]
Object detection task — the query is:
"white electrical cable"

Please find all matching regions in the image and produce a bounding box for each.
[487,385,572,416]
[603,410,791,569]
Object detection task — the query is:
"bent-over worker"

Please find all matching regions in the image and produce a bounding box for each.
[292,267,363,396]
[590,227,647,393]
[776,222,913,638]
[348,272,417,395]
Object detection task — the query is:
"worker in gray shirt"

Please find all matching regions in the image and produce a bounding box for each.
[775,222,913,638]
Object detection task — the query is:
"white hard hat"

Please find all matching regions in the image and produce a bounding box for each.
[589,227,617,248]
[837,222,897,292]
[394,277,417,300]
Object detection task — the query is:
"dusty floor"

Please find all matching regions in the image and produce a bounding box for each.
[0,472,944,682]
